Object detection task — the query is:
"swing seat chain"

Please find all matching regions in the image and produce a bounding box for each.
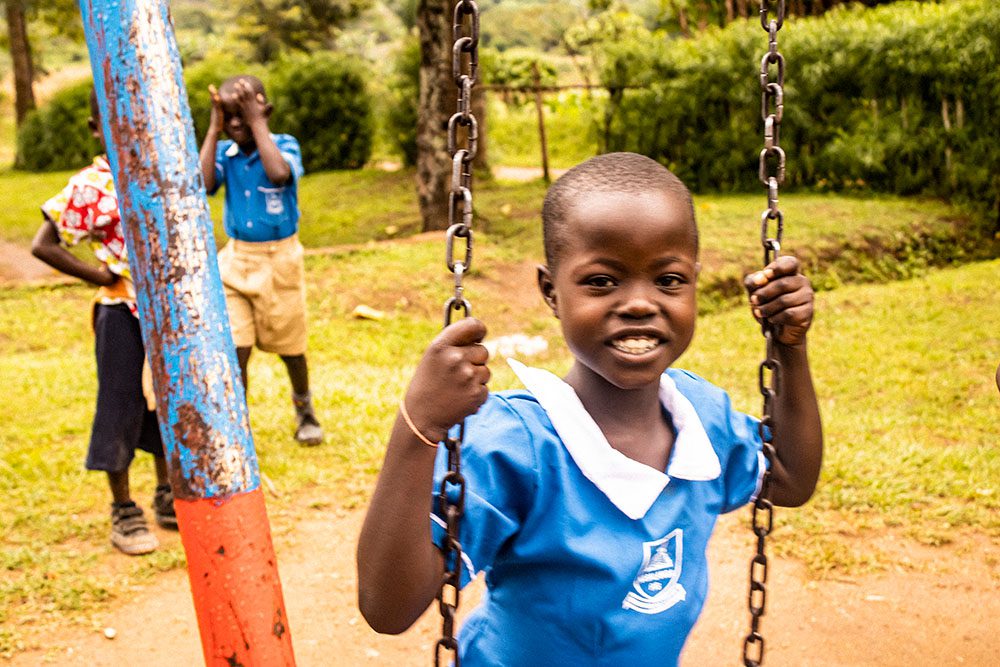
[437,2,481,665]
[744,3,786,667]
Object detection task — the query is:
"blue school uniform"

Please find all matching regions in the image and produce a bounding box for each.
[431,360,766,666]
[209,134,304,242]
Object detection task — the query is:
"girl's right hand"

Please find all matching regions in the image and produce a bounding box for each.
[403,318,491,443]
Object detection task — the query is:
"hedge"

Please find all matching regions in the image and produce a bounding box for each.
[599,0,999,216]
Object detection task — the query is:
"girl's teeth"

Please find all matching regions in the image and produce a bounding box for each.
[612,337,658,354]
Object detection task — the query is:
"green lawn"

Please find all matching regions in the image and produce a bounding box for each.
[1,169,998,655]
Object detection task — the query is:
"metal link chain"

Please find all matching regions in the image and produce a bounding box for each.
[744,2,786,666]
[436,1,480,665]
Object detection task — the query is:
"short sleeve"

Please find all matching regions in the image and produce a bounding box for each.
[719,407,768,514]
[41,182,99,247]
[275,135,305,182]
[669,369,767,515]
[431,395,537,588]
[209,142,229,195]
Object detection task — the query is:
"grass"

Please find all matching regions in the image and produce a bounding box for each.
[1,168,998,655]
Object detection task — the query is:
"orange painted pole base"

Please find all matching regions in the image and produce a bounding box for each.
[175,490,296,666]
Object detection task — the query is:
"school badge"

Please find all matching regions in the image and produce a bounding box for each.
[622,529,686,614]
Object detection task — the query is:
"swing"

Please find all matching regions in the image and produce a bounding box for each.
[433,3,789,665]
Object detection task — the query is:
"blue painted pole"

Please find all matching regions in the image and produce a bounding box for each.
[78,1,296,664]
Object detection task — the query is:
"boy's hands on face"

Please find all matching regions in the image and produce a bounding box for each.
[207,84,224,137]
[404,318,491,443]
[745,255,814,347]
[231,78,270,128]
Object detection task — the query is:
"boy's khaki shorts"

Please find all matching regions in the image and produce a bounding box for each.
[217,234,308,356]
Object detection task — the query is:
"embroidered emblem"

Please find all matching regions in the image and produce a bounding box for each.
[622,529,686,614]
[260,187,285,215]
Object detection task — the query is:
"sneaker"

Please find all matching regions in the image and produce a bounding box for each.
[152,484,178,530]
[293,392,324,446]
[110,502,158,555]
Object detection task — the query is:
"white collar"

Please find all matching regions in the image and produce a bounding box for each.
[507,359,720,520]
[225,134,276,159]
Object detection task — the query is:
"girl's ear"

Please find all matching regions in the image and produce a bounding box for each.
[537,265,558,318]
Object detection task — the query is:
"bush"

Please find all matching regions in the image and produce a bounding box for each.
[598,0,1000,215]
[269,53,373,171]
[384,36,420,167]
[19,53,375,173]
[15,80,101,171]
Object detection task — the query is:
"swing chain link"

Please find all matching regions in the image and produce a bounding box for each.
[437,2,481,665]
[745,2,785,667]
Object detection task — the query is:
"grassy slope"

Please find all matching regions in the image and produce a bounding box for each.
[1,203,998,653]
[1,167,997,653]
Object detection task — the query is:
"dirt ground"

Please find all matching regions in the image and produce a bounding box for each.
[7,508,998,666]
[0,242,60,284]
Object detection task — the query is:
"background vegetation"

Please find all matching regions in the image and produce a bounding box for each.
[0,0,998,658]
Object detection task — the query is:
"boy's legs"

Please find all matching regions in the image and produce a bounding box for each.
[235,235,322,445]
[281,353,322,446]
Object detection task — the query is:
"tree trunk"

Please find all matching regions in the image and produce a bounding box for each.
[672,1,690,37]
[416,0,453,231]
[6,0,37,126]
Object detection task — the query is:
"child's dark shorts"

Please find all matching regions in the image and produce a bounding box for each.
[87,303,164,472]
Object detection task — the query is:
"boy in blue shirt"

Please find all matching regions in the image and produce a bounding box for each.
[357,153,823,664]
[199,75,323,446]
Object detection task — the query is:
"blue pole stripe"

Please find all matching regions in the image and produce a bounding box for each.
[79,0,260,499]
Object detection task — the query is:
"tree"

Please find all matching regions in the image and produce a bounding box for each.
[4,0,36,125]
[237,0,372,62]
[3,0,86,127]
[415,0,454,231]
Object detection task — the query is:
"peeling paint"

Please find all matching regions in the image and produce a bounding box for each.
[81,0,259,500]
[79,2,293,664]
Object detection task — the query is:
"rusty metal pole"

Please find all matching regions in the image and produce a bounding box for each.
[78,1,296,665]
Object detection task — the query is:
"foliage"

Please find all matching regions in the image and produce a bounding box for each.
[13,80,99,172]
[595,0,1000,217]
[235,0,373,62]
[15,52,374,173]
[269,53,373,171]
[384,35,420,166]
[479,0,583,52]
[487,51,558,90]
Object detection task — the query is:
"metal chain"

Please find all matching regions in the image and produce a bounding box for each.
[744,2,785,666]
[435,1,479,665]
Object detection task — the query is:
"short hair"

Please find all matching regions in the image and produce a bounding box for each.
[541,152,697,268]
[219,74,268,101]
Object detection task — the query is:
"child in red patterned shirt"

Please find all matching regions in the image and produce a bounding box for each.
[31,88,176,556]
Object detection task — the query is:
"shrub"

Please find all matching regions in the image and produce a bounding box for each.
[15,80,101,172]
[597,0,1000,216]
[384,36,420,167]
[269,53,373,171]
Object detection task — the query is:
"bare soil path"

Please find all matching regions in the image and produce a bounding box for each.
[8,510,998,666]
[0,242,60,284]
